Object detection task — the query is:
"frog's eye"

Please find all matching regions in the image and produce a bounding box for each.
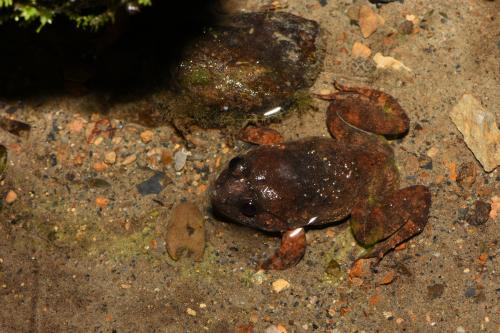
[240,200,257,217]
[229,156,246,177]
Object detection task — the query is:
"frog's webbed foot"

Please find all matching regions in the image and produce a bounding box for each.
[353,185,431,261]
[259,228,306,270]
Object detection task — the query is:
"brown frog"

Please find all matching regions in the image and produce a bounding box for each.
[211,83,431,270]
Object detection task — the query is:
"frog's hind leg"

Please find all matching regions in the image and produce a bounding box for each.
[351,185,431,261]
[259,228,306,270]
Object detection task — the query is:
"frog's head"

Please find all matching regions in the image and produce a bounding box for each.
[211,152,289,232]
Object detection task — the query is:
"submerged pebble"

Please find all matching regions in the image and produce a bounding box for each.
[165,202,205,262]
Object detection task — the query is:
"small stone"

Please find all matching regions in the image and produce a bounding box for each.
[359,5,381,38]
[405,14,418,25]
[399,20,414,34]
[450,94,500,172]
[373,53,412,72]
[93,162,108,172]
[346,5,360,21]
[186,308,197,316]
[239,125,283,145]
[456,162,476,187]
[352,42,372,58]
[349,259,370,278]
[272,279,290,293]
[104,151,117,165]
[464,287,476,298]
[427,283,445,300]
[456,327,466,333]
[93,136,104,146]
[122,154,137,166]
[136,172,170,195]
[140,130,154,143]
[467,200,491,226]
[426,147,439,158]
[383,311,394,320]
[377,270,395,285]
[68,117,85,133]
[174,149,189,171]
[5,190,17,204]
[165,202,205,261]
[489,196,500,219]
[95,197,109,208]
[252,270,266,285]
[265,325,287,333]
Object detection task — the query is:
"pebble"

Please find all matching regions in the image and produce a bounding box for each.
[68,117,85,133]
[5,190,17,204]
[383,311,394,320]
[464,287,476,298]
[265,325,287,333]
[272,279,290,293]
[174,149,189,171]
[456,162,476,187]
[93,161,108,172]
[427,283,445,300]
[373,53,412,72]
[136,172,169,195]
[186,308,197,316]
[399,20,414,34]
[359,5,383,38]
[121,154,137,166]
[104,151,117,164]
[450,94,500,172]
[93,136,104,145]
[489,196,499,219]
[95,197,109,208]
[252,270,266,285]
[456,327,466,333]
[140,130,154,143]
[377,270,395,285]
[426,147,439,158]
[352,42,372,58]
[467,200,491,226]
[239,125,283,145]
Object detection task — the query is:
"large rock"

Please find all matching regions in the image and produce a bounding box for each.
[154,11,325,128]
[450,94,500,172]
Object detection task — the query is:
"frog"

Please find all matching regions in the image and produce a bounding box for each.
[211,82,431,270]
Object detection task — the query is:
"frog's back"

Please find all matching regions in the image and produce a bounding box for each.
[258,137,365,229]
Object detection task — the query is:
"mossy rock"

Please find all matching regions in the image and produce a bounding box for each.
[154,11,325,128]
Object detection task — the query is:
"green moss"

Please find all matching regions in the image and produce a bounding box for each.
[292,89,314,113]
[0,0,152,31]
[184,67,212,86]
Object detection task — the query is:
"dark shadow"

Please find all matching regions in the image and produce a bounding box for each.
[0,0,220,99]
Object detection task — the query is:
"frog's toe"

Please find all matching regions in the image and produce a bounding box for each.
[259,228,306,270]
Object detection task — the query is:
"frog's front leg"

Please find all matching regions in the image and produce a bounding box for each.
[351,185,431,261]
[259,228,306,270]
